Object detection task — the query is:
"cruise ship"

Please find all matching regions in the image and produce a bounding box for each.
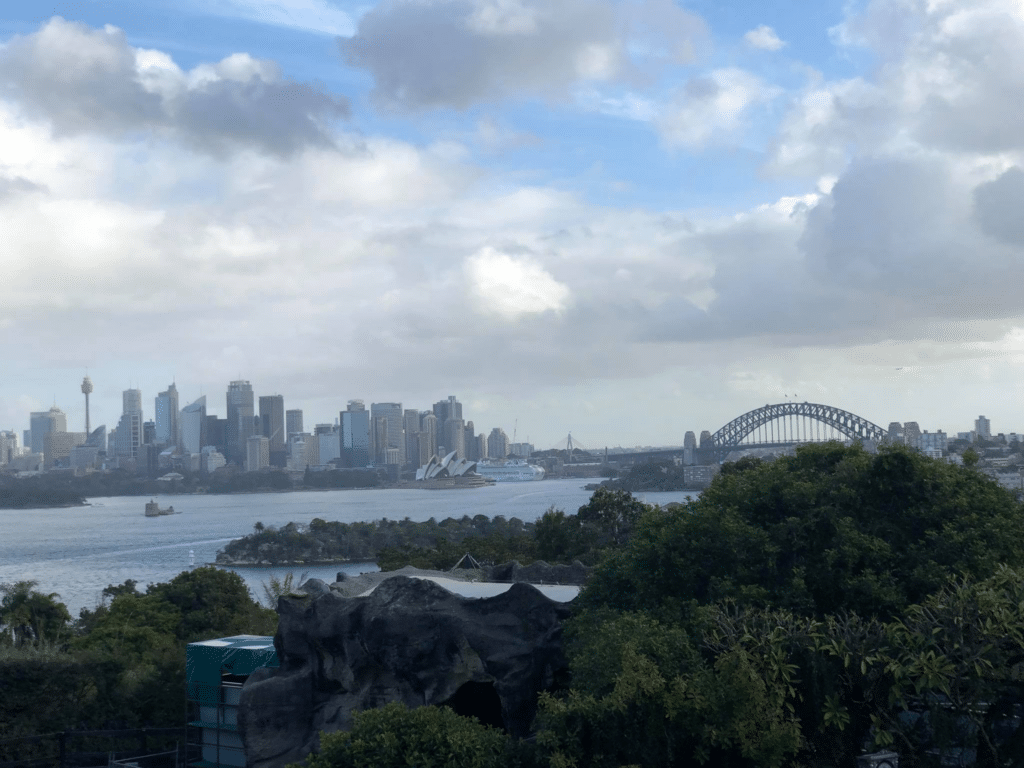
[475,459,546,482]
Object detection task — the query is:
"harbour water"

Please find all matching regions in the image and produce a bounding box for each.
[0,479,697,615]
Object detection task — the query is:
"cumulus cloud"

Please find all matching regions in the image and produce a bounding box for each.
[0,17,348,155]
[767,0,1024,177]
[465,247,570,317]
[656,68,781,149]
[338,0,707,110]
[744,25,785,51]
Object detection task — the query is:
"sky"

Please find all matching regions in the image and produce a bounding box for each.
[2,0,1024,449]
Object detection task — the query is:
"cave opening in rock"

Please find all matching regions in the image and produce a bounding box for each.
[440,680,505,730]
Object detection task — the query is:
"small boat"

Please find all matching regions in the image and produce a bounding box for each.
[145,499,179,517]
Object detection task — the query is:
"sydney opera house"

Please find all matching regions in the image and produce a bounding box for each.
[415,451,493,487]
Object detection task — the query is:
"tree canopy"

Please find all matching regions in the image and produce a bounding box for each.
[581,442,1024,621]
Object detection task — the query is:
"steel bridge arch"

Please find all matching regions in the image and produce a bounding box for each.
[711,402,887,448]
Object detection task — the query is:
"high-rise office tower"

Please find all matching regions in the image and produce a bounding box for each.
[81,376,93,434]
[341,401,370,467]
[403,409,421,465]
[444,418,465,460]
[181,396,207,455]
[123,389,142,417]
[420,412,438,460]
[464,421,478,461]
[371,416,388,465]
[316,424,340,465]
[114,389,143,460]
[155,383,180,449]
[371,403,403,457]
[226,381,255,466]
[286,409,304,437]
[433,395,462,425]
[887,422,904,443]
[259,395,286,466]
[246,435,270,472]
[30,407,67,454]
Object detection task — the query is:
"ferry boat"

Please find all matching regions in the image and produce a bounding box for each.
[145,499,179,517]
[475,459,545,482]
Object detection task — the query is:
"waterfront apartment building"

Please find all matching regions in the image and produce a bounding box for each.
[487,427,510,459]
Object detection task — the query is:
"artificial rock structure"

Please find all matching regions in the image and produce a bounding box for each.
[238,576,572,768]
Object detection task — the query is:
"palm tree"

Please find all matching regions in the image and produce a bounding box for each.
[0,580,71,647]
[259,572,309,608]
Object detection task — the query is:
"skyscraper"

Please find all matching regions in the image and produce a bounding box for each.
[420,412,438,460]
[341,401,370,467]
[445,417,466,460]
[181,396,207,455]
[403,409,421,465]
[371,416,388,465]
[155,383,180,449]
[286,409,304,437]
[30,407,67,454]
[370,402,403,457]
[259,395,286,466]
[246,435,269,472]
[226,381,255,466]
[113,389,143,461]
[975,415,991,440]
[433,395,462,425]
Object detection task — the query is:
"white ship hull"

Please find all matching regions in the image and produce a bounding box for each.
[475,461,545,482]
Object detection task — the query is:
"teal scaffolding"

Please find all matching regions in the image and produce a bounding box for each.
[185,635,278,768]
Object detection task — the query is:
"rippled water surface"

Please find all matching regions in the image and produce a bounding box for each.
[0,479,697,614]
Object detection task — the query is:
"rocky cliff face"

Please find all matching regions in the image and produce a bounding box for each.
[238,576,572,768]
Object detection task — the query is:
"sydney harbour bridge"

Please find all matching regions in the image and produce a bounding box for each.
[611,401,889,466]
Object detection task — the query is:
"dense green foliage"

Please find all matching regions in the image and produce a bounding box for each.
[538,443,1024,768]
[298,702,537,768]
[0,567,275,758]
[229,489,658,569]
[583,443,1024,621]
[0,474,86,507]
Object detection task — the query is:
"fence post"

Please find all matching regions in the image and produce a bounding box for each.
[59,731,66,768]
[140,728,147,755]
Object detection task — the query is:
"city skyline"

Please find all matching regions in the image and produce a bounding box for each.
[3,2,1024,446]
[2,374,1015,453]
